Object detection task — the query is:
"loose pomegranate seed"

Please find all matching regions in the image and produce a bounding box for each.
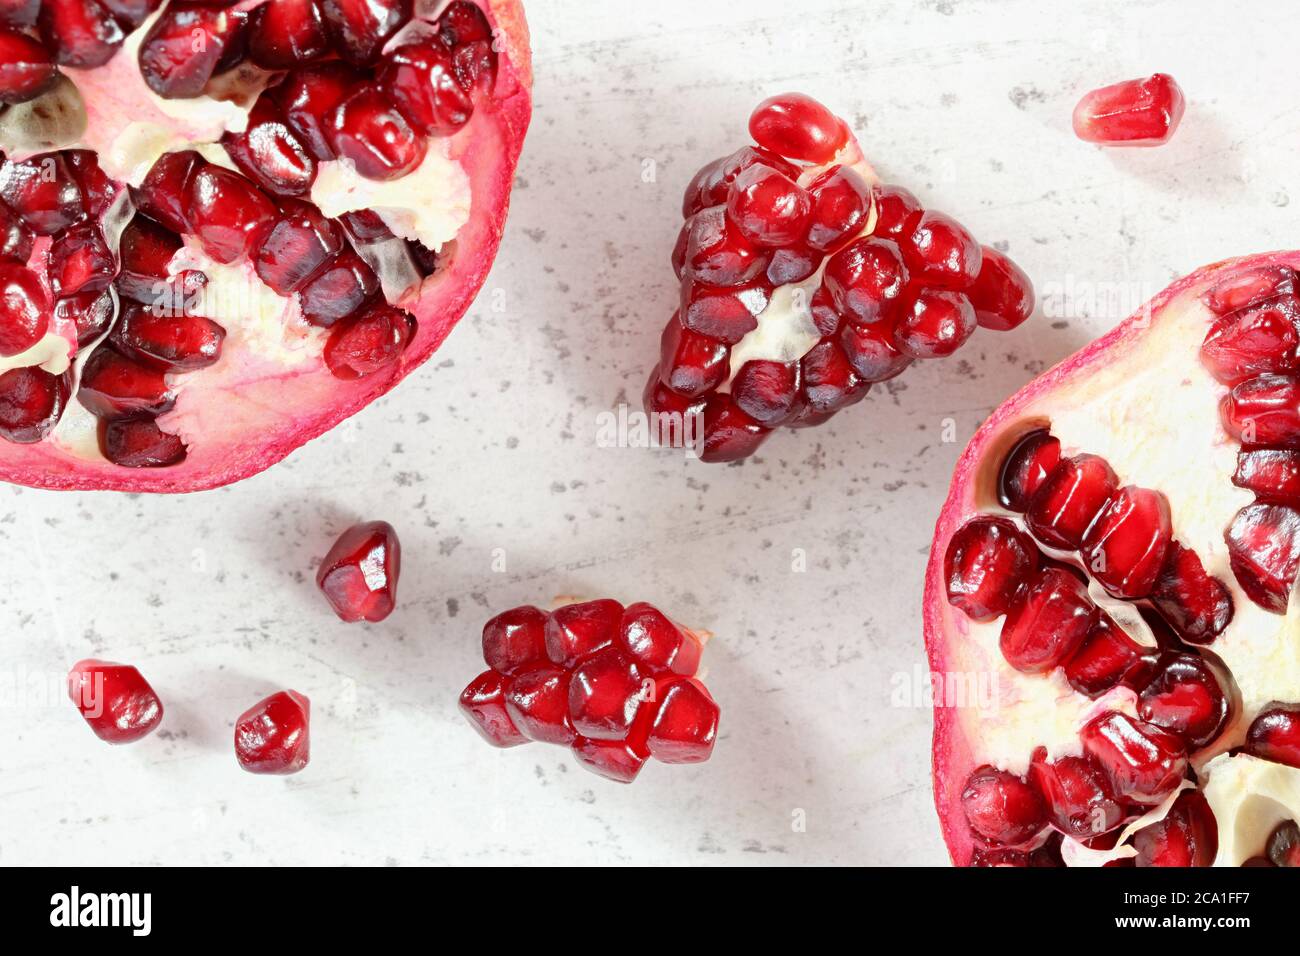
[682,146,798,219]
[822,237,909,328]
[1199,297,1300,385]
[0,0,38,28]
[1207,264,1297,315]
[1233,447,1300,505]
[900,211,982,290]
[77,347,174,419]
[0,152,87,235]
[1081,711,1188,805]
[658,313,729,399]
[56,289,114,347]
[1137,652,1231,750]
[187,165,278,264]
[572,736,646,783]
[943,516,1038,622]
[38,0,124,68]
[872,183,924,242]
[138,3,242,98]
[748,92,847,164]
[0,199,33,263]
[1149,542,1233,644]
[101,416,186,468]
[323,300,413,379]
[116,214,207,307]
[724,164,811,248]
[1247,702,1300,768]
[646,679,719,764]
[316,520,401,623]
[67,658,163,744]
[1267,820,1300,866]
[700,392,770,463]
[0,367,70,443]
[255,200,345,295]
[960,765,1048,846]
[1072,73,1185,147]
[0,263,50,356]
[1221,373,1300,445]
[234,690,310,775]
[997,428,1061,511]
[1064,613,1147,698]
[544,599,621,668]
[804,166,871,252]
[298,247,379,326]
[382,40,474,136]
[0,28,57,104]
[132,150,203,235]
[682,205,770,288]
[459,669,527,747]
[838,318,912,383]
[482,605,548,675]
[1132,791,1218,866]
[968,246,1035,331]
[327,84,427,181]
[1025,453,1118,549]
[1029,749,1127,839]
[504,665,576,745]
[800,337,869,413]
[619,602,703,676]
[1079,486,1172,599]
[894,289,976,359]
[247,0,331,69]
[322,0,410,65]
[46,223,114,298]
[110,301,226,372]
[731,359,800,426]
[679,281,764,344]
[999,566,1095,673]
[222,95,318,197]
[1225,502,1300,613]
[567,646,646,741]
[275,62,364,161]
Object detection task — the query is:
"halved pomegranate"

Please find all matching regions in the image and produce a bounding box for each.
[926,252,1300,866]
[0,0,530,491]
[644,93,1035,463]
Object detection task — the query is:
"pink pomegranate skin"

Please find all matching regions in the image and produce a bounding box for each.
[923,250,1300,866]
[0,1,532,493]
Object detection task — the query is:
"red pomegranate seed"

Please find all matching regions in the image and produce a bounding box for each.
[38,0,124,68]
[64,150,113,216]
[46,223,114,298]
[234,690,310,775]
[1080,486,1172,599]
[0,263,49,356]
[1029,749,1127,839]
[1200,297,1300,386]
[459,669,527,747]
[766,243,820,284]
[1225,502,1300,613]
[679,281,764,345]
[1222,373,1300,445]
[731,359,800,426]
[1267,820,1300,866]
[618,602,702,676]
[997,428,1062,512]
[808,284,842,336]
[1234,447,1300,505]
[0,152,86,235]
[382,40,473,136]
[437,0,491,45]
[1207,264,1297,315]
[0,199,33,263]
[724,164,811,248]
[682,146,799,219]
[116,214,207,307]
[273,63,362,162]
[316,520,401,623]
[1072,73,1185,147]
[67,658,162,744]
[838,318,912,383]
[658,313,729,399]
[960,765,1048,846]
[327,84,427,181]
[109,301,226,371]
[567,646,645,741]
[646,678,719,764]
[322,0,410,65]
[97,0,159,28]
[1132,791,1218,867]
[571,736,645,783]
[255,200,344,295]
[1081,711,1187,805]
[77,347,174,419]
[968,246,1035,331]
[101,417,186,468]
[1137,652,1231,750]
[187,166,278,264]
[222,95,317,197]
[872,183,924,242]
[644,367,706,447]
[482,605,548,675]
[822,237,908,328]
[1064,613,1146,698]
[899,211,982,290]
[683,205,770,288]
[804,165,871,253]
[0,28,56,104]
[544,599,621,669]
[1000,566,1095,673]
[700,392,770,463]
[0,0,38,28]
[56,289,114,346]
[247,0,331,69]
[1247,702,1300,768]
[801,337,869,413]
[969,843,1063,868]
[0,366,69,443]
[894,289,976,359]
[138,3,242,98]
[1150,542,1233,644]
[338,208,393,244]
[323,301,413,379]
[944,516,1038,622]
[298,247,379,327]
[748,92,846,164]
[1025,453,1118,549]
[132,150,203,235]
[502,665,574,746]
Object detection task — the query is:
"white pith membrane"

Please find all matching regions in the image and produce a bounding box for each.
[946,274,1300,866]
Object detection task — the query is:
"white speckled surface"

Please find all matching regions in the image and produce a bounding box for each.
[2,0,1295,865]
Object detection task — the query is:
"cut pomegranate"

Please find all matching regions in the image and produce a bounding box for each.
[234,690,311,775]
[1073,73,1185,147]
[68,658,163,744]
[1246,703,1300,768]
[315,520,401,623]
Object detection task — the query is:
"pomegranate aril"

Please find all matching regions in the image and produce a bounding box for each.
[1000,566,1095,674]
[323,300,412,380]
[871,183,924,242]
[1224,501,1300,613]
[1081,711,1188,805]
[1220,373,1300,445]
[1207,264,1297,315]
[459,670,527,747]
[724,163,811,248]
[382,40,473,136]
[838,318,911,383]
[0,29,57,104]
[679,281,764,344]
[116,214,206,307]
[1150,542,1233,645]
[0,367,69,443]
[132,151,203,235]
[804,165,871,253]
[571,736,645,784]
[1080,486,1172,599]
[766,243,820,285]
[748,92,846,164]
[503,665,574,746]
[67,658,162,744]
[960,765,1048,846]
[643,367,706,448]
[1025,453,1118,549]
[801,337,868,413]
[700,392,770,463]
[101,417,186,468]
[822,237,908,327]
[968,246,1035,331]
[187,166,278,264]
[646,679,719,764]
[682,146,799,219]
[298,247,380,327]
[46,223,115,298]
[1029,749,1127,839]
[682,205,770,288]
[77,347,174,419]
[234,690,310,775]
[944,516,1038,623]
[0,0,37,28]
[1073,73,1185,147]
[567,646,645,741]
[731,359,800,426]
[97,0,160,28]
[0,200,33,264]
[274,62,363,162]
[64,150,113,217]
[1065,613,1147,698]
[1137,652,1231,750]
[544,599,621,668]
[997,428,1061,512]
[38,0,124,68]
[894,289,976,359]
[255,201,345,295]
[316,520,401,623]
[0,153,87,236]
[1267,820,1300,866]
[619,602,702,676]
[56,290,114,347]
[338,208,393,244]
[1199,297,1300,385]
[1247,702,1300,768]
[327,84,427,181]
[247,0,331,69]
[437,0,492,45]
[809,284,841,336]
[482,605,548,675]
[0,263,50,356]
[658,314,729,399]
[323,0,410,65]
[110,301,225,372]
[1132,791,1218,867]
[222,95,317,197]
[138,3,241,98]
[900,211,982,290]
[1233,447,1300,505]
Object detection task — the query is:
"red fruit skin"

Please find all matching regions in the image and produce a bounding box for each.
[0,1,532,494]
[68,658,163,744]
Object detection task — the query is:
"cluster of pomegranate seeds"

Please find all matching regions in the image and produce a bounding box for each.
[459,600,720,783]
[234,690,311,775]
[1072,73,1186,147]
[645,93,1035,463]
[316,520,401,622]
[67,658,163,744]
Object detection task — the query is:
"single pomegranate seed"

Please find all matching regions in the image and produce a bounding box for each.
[1080,486,1172,599]
[77,347,174,419]
[382,40,474,136]
[1267,821,1300,866]
[679,281,764,344]
[544,599,621,668]
[222,95,317,197]
[822,237,908,328]
[101,417,186,468]
[1247,702,1300,768]
[56,289,114,347]
[459,669,527,747]
[0,152,86,235]
[110,301,226,371]
[724,163,811,248]
[899,211,982,290]
[1029,749,1127,839]
[804,165,871,252]
[700,392,770,463]
[646,679,719,764]
[1132,791,1218,866]
[482,605,548,675]
[1025,453,1118,549]
[801,337,869,413]
[1225,502,1300,613]
[323,300,413,379]
[1073,73,1185,147]
[1137,652,1231,750]
[0,0,38,28]
[38,0,124,68]
[138,4,241,98]
[502,666,575,746]
[766,243,820,284]
[1064,613,1147,698]
[894,289,976,359]
[681,146,799,219]
[567,646,646,741]
[274,63,363,161]
[1081,711,1188,805]
[944,517,1038,622]
[187,166,278,264]
[116,214,208,307]
[0,263,49,356]
[247,0,331,69]
[658,313,729,399]
[1150,542,1233,644]
[643,367,706,448]
[960,765,1048,846]
[67,658,163,744]
[327,84,428,181]
[968,246,1035,331]
[1234,447,1300,505]
[234,690,310,775]
[1207,264,1297,315]
[255,200,345,295]
[0,366,69,443]
[1200,297,1300,385]
[571,736,645,783]
[437,0,491,45]
[683,205,770,288]
[46,223,114,298]
[1221,373,1300,445]
[808,284,842,335]
[872,183,924,241]
[1000,566,1095,673]
[997,428,1062,512]
[731,359,800,426]
[298,247,380,327]
[748,92,846,164]
[315,520,401,623]
[132,151,203,235]
[0,199,33,263]
[322,0,410,65]
[438,1,496,92]
[339,209,395,246]
[64,150,113,216]
[838,318,912,383]
[618,602,702,676]
[0,28,56,104]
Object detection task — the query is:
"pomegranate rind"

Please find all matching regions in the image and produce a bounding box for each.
[0,0,532,493]
[922,250,1300,865]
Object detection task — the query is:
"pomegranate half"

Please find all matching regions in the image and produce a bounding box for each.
[0,0,531,492]
[926,253,1300,866]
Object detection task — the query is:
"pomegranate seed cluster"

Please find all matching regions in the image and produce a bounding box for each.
[645,92,1035,463]
[459,600,721,783]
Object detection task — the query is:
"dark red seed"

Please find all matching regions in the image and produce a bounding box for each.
[56,290,114,347]
[801,337,868,413]
[1064,613,1148,698]
[643,366,706,450]
[571,736,645,783]
[838,318,912,383]
[38,0,124,68]
[1029,749,1127,839]
[619,602,702,676]
[944,516,1038,622]
[808,284,842,336]
[679,280,764,345]
[968,246,1034,331]
[322,0,411,65]
[381,40,473,136]
[804,165,871,253]
[658,313,729,399]
[1025,453,1118,549]
[1267,820,1300,866]
[337,208,393,244]
[503,666,574,745]
[1207,264,1297,315]
[1149,542,1233,645]
[0,28,57,104]
[67,658,163,744]
[0,199,33,263]
[567,646,645,741]
[1000,566,1095,673]
[0,262,50,356]
[681,146,799,219]
[97,0,160,28]
[275,62,364,161]
[234,690,310,775]
[724,163,811,248]
[137,3,241,98]
[110,300,225,371]
[900,211,982,290]
[132,150,204,235]
[437,0,492,45]
[1081,711,1187,805]
[646,679,719,765]
[1234,447,1300,505]
[46,223,114,298]
[450,37,495,94]
[997,429,1062,512]
[482,605,548,675]
[254,199,344,295]
[327,84,427,181]
[187,166,278,264]
[682,205,770,288]
[1247,702,1300,769]
[1200,296,1300,385]
[101,417,186,468]
[893,288,976,359]
[544,599,622,669]
[0,0,38,28]
[323,300,413,380]
[1132,790,1218,867]
[1221,373,1300,445]
[116,214,207,307]
[765,243,820,285]
[298,247,379,327]
[64,150,113,216]
[960,765,1048,846]
[0,366,69,443]
[1225,502,1300,613]
[1080,486,1172,599]
[700,392,770,463]
[1073,73,1185,147]
[0,153,86,236]
[246,0,331,69]
[748,92,846,164]
[459,670,527,747]
[315,520,401,622]
[822,237,908,327]
[221,95,317,197]
[77,346,174,420]
[871,183,924,242]
[731,359,800,426]
[1137,652,1231,751]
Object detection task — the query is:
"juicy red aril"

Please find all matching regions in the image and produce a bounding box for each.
[1132,791,1218,867]
[316,520,401,623]
[1029,749,1127,838]
[700,392,769,463]
[804,166,871,252]
[679,281,764,344]
[116,214,206,307]
[274,62,362,162]
[682,146,798,219]
[298,248,379,327]
[0,152,86,235]
[67,658,163,744]
[1234,447,1300,505]
[1221,373,1300,445]
[968,246,1035,331]
[0,28,56,103]
[646,679,719,764]
[1199,297,1300,385]
[872,184,924,241]
[1225,502,1300,613]
[338,208,393,244]
[222,95,317,197]
[247,0,331,69]
[1025,453,1118,549]
[138,4,241,98]
[544,599,621,669]
[482,605,548,675]
[731,359,799,426]
[98,0,159,29]
[997,428,1061,511]
[64,150,112,216]
[658,314,729,399]
[724,163,811,248]
[822,237,908,327]
[900,211,982,290]
[1207,265,1297,315]
[1150,542,1233,644]
[503,666,574,745]
[567,646,645,741]
[110,301,225,372]
[438,0,492,45]
[838,319,912,383]
[894,289,976,359]
[255,201,345,295]
[327,84,427,181]
[56,290,113,347]
[683,205,770,288]
[1073,73,1185,147]
[101,417,187,468]
[38,0,124,68]
[1137,652,1231,750]
[0,263,49,356]
[801,338,868,413]
[1267,821,1300,866]
[323,0,410,65]
[46,223,114,298]
[960,765,1048,846]
[1080,486,1172,599]
[572,736,645,784]
[999,566,1095,674]
[234,690,310,775]
[0,0,38,28]
[748,92,847,164]
[382,40,473,136]
[187,166,278,264]
[1065,613,1146,697]
[1080,711,1187,805]
[133,150,203,235]
[323,300,413,380]
[809,285,841,336]
[943,516,1038,622]
[78,347,174,419]
[644,368,706,448]
[619,602,702,675]
[0,367,69,443]
[1247,702,1300,768]
[0,199,33,263]
[459,670,526,747]
[766,243,819,284]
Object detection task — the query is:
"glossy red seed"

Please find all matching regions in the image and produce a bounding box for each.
[323,300,413,379]
[968,246,1035,331]
[838,318,911,383]
[1073,73,1185,147]
[646,679,719,764]
[1132,791,1218,867]
[765,243,820,285]
[449,36,495,95]
[67,658,162,744]
[110,301,226,371]
[822,237,908,327]
[700,392,770,463]
[247,0,331,69]
[1025,453,1118,549]
[101,417,187,468]
[997,429,1062,512]
[0,28,57,104]
[1000,566,1095,673]
[97,0,160,28]
[0,0,38,28]
[803,165,871,253]
[338,208,394,244]
[459,669,526,747]
[1137,653,1231,750]
[643,366,706,450]
[808,284,841,336]
[544,599,621,668]
[731,359,800,426]
[1247,702,1300,768]
[77,347,174,420]
[681,146,799,219]
[222,95,317,197]
[56,290,114,347]
[187,166,278,264]
[872,183,924,242]
[1200,297,1300,385]
[658,313,729,399]
[327,84,427,181]
[801,337,868,412]
[900,211,982,290]
[298,248,379,327]
[724,163,811,248]
[322,0,410,65]
[382,40,473,136]
[1150,542,1233,645]
[619,602,702,676]
[894,288,976,359]
[0,200,33,263]
[1225,502,1300,613]
[960,765,1048,846]
[115,214,207,307]
[1267,820,1300,866]
[482,605,548,675]
[1080,486,1172,599]
[255,200,344,294]
[137,4,240,98]
[0,153,86,235]
[315,520,400,623]
[1221,373,1300,445]
[132,150,203,234]
[944,516,1038,622]
[234,690,310,774]
[748,92,846,163]
[1029,749,1127,839]
[683,205,770,288]
[0,366,69,443]
[1207,265,1297,315]
[679,281,765,345]
[567,646,645,741]
[503,666,574,746]
[1081,711,1187,805]
[571,736,645,783]
[1234,447,1300,505]
[46,223,114,298]
[64,150,113,216]
[1065,614,1147,698]
[0,263,49,356]
[275,62,363,161]
[38,0,124,68]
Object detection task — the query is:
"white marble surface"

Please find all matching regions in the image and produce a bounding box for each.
[2,0,1297,866]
